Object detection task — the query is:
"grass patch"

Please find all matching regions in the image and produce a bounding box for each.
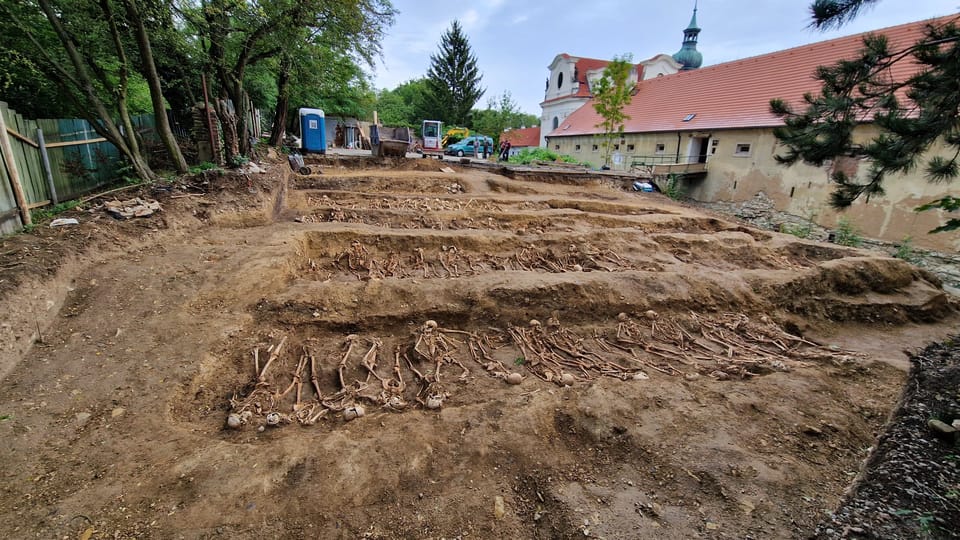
[508,148,589,166]
[834,217,863,247]
[30,200,81,223]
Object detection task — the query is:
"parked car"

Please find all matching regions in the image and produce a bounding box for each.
[444,135,494,157]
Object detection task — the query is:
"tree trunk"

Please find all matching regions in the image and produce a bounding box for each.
[268,55,292,146]
[99,0,145,169]
[34,0,155,181]
[231,79,250,157]
[217,98,240,164]
[123,0,189,173]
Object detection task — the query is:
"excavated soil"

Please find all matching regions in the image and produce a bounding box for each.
[0,159,958,539]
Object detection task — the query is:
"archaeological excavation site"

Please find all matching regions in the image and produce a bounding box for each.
[1,157,958,539]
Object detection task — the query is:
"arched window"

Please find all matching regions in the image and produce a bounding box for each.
[557,72,564,88]
[552,117,559,130]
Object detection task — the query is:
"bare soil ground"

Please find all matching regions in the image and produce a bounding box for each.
[1,157,957,539]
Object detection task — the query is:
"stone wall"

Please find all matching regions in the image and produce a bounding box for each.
[696,192,960,291]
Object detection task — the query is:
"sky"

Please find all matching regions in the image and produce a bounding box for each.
[370,0,959,119]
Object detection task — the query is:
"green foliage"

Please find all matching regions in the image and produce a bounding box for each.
[782,207,820,238]
[915,195,960,233]
[662,174,685,201]
[189,162,222,174]
[514,357,525,366]
[893,236,919,263]
[834,216,863,247]
[783,223,812,239]
[771,7,960,233]
[809,0,882,29]
[471,91,536,146]
[592,54,634,167]
[424,20,484,126]
[31,199,81,222]
[508,148,586,166]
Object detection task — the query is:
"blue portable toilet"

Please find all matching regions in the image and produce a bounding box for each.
[299,108,326,154]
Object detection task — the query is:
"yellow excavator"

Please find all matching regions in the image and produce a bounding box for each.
[441,127,470,147]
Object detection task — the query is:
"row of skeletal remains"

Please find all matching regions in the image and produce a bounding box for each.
[325,240,638,280]
[226,312,858,429]
[307,194,509,213]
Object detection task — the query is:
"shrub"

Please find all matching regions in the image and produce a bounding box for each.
[783,222,814,239]
[834,217,863,247]
[893,236,920,263]
[508,148,587,166]
[662,174,685,200]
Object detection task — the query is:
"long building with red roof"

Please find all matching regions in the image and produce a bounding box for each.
[543,15,960,251]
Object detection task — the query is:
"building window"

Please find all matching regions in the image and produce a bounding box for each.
[558,72,564,88]
[613,144,620,151]
[627,144,635,151]
[734,143,752,156]
[710,139,719,155]
[592,144,599,152]
[575,144,581,152]
[554,144,560,150]
[552,116,559,130]
[655,143,665,154]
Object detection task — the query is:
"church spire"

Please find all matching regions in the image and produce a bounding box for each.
[673,2,703,70]
[686,1,699,33]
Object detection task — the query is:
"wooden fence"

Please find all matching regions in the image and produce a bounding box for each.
[0,101,159,234]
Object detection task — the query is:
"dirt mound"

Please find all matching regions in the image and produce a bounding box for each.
[0,157,957,539]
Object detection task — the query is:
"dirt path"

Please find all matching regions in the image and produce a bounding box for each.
[0,160,956,539]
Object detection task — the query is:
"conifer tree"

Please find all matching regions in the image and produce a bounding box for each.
[424,20,484,126]
[771,1,960,232]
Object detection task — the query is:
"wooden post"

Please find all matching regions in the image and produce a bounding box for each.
[36,128,58,205]
[0,109,31,226]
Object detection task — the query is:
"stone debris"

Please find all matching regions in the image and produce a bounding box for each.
[103,198,162,220]
[927,418,956,438]
[242,162,268,174]
[49,218,79,227]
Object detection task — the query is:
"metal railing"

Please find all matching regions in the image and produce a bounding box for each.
[628,154,705,166]
[627,154,708,176]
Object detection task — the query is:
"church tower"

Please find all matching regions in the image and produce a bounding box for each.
[672,3,703,70]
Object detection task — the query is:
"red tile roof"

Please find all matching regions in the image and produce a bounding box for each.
[570,56,614,98]
[501,126,541,147]
[541,54,636,105]
[547,15,958,138]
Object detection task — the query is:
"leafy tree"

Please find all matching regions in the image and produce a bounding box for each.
[376,88,414,127]
[472,91,537,146]
[771,1,960,232]
[375,78,431,128]
[181,0,395,160]
[264,0,395,146]
[424,20,484,126]
[2,0,173,180]
[592,54,634,168]
[121,0,189,172]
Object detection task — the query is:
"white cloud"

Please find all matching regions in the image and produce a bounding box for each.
[461,9,480,29]
[511,14,529,25]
